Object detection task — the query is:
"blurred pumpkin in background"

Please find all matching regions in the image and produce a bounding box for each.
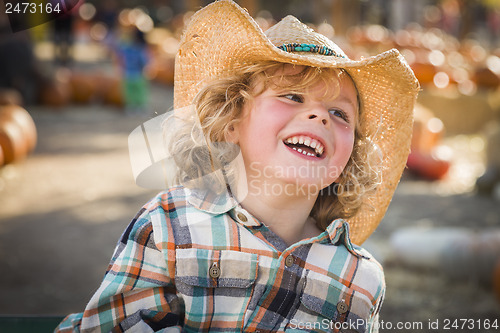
[0,144,4,166]
[411,104,444,154]
[407,151,451,180]
[69,71,97,104]
[472,67,500,90]
[0,105,37,153]
[407,104,450,180]
[99,76,124,107]
[38,76,71,108]
[410,61,438,85]
[0,119,28,164]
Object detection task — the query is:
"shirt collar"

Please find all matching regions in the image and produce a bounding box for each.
[186,187,262,227]
[187,187,367,258]
[186,187,238,215]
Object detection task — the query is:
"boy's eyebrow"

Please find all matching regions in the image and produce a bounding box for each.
[329,95,358,111]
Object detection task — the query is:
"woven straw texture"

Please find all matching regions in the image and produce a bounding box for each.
[174,0,419,245]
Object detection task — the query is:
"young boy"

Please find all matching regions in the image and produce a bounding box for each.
[56,1,418,332]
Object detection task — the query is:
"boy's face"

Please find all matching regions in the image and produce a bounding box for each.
[231,65,358,195]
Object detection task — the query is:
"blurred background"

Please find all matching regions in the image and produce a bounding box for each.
[0,0,499,331]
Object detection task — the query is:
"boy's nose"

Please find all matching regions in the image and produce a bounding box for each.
[306,109,329,126]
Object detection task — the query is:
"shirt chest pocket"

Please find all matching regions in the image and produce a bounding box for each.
[175,248,258,330]
[291,270,374,333]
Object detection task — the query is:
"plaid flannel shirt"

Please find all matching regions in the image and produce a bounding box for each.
[55,186,385,333]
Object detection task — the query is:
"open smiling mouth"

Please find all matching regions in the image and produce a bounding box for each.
[283,135,325,158]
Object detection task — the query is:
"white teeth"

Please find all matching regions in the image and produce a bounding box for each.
[290,146,318,157]
[284,135,325,157]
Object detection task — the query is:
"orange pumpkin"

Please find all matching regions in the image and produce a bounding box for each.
[412,104,444,154]
[38,78,71,107]
[472,67,500,89]
[101,76,124,107]
[407,150,450,180]
[91,73,109,102]
[410,61,438,85]
[70,72,96,104]
[0,144,4,167]
[0,105,37,153]
[0,119,28,164]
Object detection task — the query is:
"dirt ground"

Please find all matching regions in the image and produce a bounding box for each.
[0,81,499,332]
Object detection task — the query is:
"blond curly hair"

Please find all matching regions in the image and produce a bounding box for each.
[167,61,382,230]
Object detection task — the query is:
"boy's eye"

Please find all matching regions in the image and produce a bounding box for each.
[281,94,304,103]
[329,108,349,123]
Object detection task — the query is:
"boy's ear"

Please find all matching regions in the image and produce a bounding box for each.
[225,123,239,144]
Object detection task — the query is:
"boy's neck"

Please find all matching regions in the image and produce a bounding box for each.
[235,187,321,246]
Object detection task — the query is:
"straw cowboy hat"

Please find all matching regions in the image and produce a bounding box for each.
[173,0,419,245]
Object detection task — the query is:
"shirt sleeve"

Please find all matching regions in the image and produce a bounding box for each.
[55,207,183,333]
[366,281,385,333]
[349,243,385,333]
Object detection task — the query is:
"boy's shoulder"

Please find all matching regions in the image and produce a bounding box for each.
[350,243,385,284]
[343,243,386,298]
[352,244,375,261]
[348,243,384,271]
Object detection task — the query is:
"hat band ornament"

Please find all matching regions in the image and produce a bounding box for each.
[278,43,345,58]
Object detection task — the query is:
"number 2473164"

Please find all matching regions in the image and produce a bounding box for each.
[5,2,61,14]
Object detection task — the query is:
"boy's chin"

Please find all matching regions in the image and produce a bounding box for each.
[295,178,335,189]
[278,177,335,192]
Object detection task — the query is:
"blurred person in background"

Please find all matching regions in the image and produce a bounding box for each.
[51,0,75,67]
[114,24,150,115]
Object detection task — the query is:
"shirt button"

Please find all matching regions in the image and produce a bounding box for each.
[284,255,294,267]
[337,300,348,314]
[236,212,248,223]
[209,263,220,278]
